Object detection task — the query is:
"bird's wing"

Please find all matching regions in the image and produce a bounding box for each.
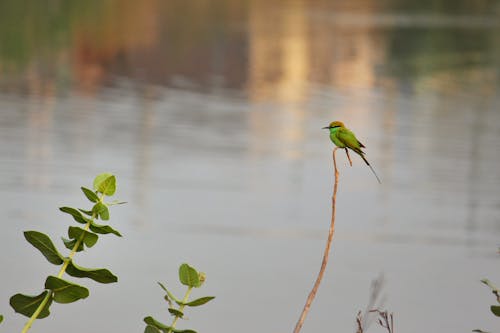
[337,128,365,154]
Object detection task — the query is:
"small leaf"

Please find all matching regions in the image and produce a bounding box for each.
[93,173,116,196]
[81,187,99,202]
[158,282,180,305]
[179,263,200,288]
[65,260,118,284]
[491,305,500,317]
[62,237,84,252]
[92,202,110,221]
[145,325,161,333]
[144,316,170,332]
[78,208,94,217]
[93,173,113,189]
[68,226,98,248]
[174,329,197,333]
[89,220,122,237]
[45,276,89,304]
[185,296,215,307]
[168,308,184,318]
[157,283,172,305]
[108,200,127,206]
[10,291,52,319]
[157,281,168,293]
[59,207,90,224]
[24,231,64,265]
[0,315,3,323]
[481,279,500,293]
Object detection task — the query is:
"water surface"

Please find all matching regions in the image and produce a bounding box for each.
[0,1,499,332]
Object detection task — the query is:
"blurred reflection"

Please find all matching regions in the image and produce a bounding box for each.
[0,0,498,95]
[1,2,500,332]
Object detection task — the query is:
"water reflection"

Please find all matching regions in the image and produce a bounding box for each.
[1,1,500,332]
[1,1,498,94]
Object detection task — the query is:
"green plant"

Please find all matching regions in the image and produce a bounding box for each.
[9,173,124,333]
[472,279,500,333]
[144,263,215,333]
[480,279,500,317]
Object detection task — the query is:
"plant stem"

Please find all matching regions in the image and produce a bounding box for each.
[21,208,98,333]
[169,287,193,333]
[293,147,339,333]
[57,214,94,278]
[20,292,51,333]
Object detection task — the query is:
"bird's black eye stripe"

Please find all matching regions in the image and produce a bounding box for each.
[331,125,340,129]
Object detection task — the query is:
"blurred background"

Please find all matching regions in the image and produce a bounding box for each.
[0,0,499,332]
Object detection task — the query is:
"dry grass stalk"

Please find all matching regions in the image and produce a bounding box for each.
[293,148,340,333]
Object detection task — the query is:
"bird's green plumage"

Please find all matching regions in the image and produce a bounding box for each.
[330,126,364,154]
[323,121,381,184]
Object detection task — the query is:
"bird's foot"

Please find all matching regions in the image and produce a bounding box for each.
[345,148,353,167]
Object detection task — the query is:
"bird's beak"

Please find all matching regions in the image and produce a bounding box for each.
[322,126,329,129]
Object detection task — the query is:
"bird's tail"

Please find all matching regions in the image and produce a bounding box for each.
[360,154,382,184]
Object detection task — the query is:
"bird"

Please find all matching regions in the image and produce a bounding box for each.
[322,121,381,184]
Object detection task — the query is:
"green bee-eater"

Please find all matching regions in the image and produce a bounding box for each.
[323,121,381,184]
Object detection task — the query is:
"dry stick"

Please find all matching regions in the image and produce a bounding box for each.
[293,147,340,333]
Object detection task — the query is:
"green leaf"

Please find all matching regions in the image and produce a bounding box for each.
[81,187,99,202]
[0,314,3,323]
[491,305,500,317]
[59,207,90,224]
[174,329,197,333]
[179,263,200,288]
[10,291,52,319]
[185,296,215,307]
[92,202,110,221]
[157,281,168,293]
[144,316,170,332]
[65,260,118,284]
[481,279,500,293]
[93,173,116,196]
[68,226,98,248]
[24,231,64,265]
[79,208,94,217]
[108,200,127,206]
[45,276,89,304]
[89,220,122,237]
[145,325,161,333]
[168,308,184,318]
[158,282,180,305]
[62,237,84,252]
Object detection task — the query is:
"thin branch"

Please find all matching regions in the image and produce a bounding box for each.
[356,311,363,333]
[354,276,386,333]
[293,147,340,333]
[369,309,394,333]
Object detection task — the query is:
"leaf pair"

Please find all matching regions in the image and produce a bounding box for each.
[22,230,118,284]
[144,316,196,333]
[59,206,121,236]
[10,276,89,319]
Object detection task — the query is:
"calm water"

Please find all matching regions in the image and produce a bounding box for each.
[1,1,499,332]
